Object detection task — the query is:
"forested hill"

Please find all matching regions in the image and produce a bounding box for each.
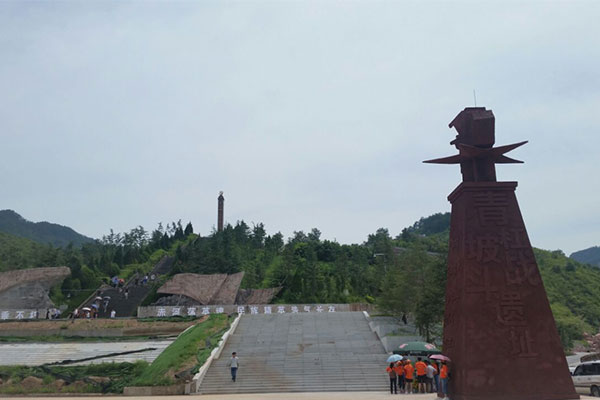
[0,210,94,247]
[1,210,599,350]
[570,246,600,267]
[171,214,600,349]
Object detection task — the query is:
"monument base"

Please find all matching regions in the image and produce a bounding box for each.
[448,395,580,400]
[443,182,578,400]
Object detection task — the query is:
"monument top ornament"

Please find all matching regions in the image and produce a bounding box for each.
[423,107,578,400]
[424,107,528,182]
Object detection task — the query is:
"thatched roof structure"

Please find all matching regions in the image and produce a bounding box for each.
[157,273,228,305]
[156,272,280,305]
[211,272,245,304]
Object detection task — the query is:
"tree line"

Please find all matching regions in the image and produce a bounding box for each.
[2,211,599,350]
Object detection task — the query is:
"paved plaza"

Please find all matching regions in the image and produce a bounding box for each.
[0,339,173,366]
[9,393,594,400]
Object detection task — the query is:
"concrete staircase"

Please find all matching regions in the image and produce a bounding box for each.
[84,256,175,318]
[92,284,152,318]
[198,312,388,394]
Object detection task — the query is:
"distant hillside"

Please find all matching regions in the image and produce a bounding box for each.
[0,210,94,247]
[570,246,600,267]
[401,212,451,236]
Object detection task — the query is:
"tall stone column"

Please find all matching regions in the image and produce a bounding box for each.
[217,191,224,232]
[425,108,577,400]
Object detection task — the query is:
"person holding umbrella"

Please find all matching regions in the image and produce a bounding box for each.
[386,355,402,394]
[395,360,405,393]
[440,360,449,398]
[431,360,440,393]
[429,354,450,398]
[386,362,398,394]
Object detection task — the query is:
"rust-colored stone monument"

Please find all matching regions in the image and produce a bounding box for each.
[424,107,577,400]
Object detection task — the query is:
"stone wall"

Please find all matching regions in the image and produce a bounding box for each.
[0,309,46,320]
[137,303,373,318]
[123,384,188,396]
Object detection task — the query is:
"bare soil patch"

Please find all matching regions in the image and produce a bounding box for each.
[0,317,205,336]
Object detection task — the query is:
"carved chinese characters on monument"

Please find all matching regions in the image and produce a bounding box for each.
[424,108,577,400]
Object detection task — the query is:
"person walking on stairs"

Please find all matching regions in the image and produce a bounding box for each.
[228,352,239,382]
[386,362,397,394]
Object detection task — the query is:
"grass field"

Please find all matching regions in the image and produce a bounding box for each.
[131,313,230,386]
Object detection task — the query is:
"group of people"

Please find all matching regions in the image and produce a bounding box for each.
[70,305,116,319]
[386,357,449,397]
[44,308,59,319]
[132,273,155,287]
[111,276,125,288]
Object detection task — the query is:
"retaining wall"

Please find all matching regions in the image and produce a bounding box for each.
[0,309,48,320]
[137,303,372,318]
[123,383,187,396]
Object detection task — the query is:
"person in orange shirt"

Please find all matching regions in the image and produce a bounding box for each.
[415,357,427,393]
[403,359,415,394]
[432,361,440,393]
[440,361,449,398]
[386,362,397,394]
[394,361,405,393]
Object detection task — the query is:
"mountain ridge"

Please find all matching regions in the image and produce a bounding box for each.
[570,246,600,267]
[0,209,94,248]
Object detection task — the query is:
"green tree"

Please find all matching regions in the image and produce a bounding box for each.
[184,222,194,236]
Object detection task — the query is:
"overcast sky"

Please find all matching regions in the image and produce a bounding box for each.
[1,1,598,254]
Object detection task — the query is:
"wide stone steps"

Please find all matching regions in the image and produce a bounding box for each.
[198,312,389,394]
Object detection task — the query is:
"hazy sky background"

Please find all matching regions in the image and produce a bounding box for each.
[1,1,598,254]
